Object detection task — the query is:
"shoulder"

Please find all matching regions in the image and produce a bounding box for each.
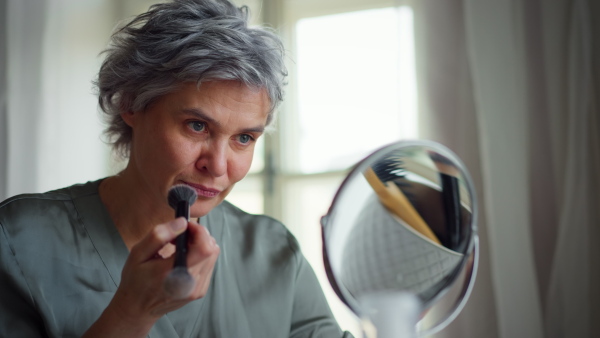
[0,180,102,210]
[1,188,71,209]
[0,180,103,236]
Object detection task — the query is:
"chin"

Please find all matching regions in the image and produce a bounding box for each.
[190,201,219,219]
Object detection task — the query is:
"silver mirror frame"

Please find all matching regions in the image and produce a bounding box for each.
[320,139,479,335]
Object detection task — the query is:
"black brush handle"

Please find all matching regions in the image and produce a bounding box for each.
[173,200,189,268]
[441,173,461,250]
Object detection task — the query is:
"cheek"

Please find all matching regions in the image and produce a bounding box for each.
[142,132,193,173]
[228,151,254,182]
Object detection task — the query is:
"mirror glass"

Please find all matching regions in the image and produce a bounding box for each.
[321,140,479,336]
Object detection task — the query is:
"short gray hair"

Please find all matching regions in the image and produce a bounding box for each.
[95,0,287,157]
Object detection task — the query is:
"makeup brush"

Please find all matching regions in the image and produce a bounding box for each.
[164,184,197,299]
[364,155,441,245]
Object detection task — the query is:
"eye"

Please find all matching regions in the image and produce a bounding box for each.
[238,134,254,144]
[187,121,206,132]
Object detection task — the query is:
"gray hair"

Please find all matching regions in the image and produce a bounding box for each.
[95,0,287,157]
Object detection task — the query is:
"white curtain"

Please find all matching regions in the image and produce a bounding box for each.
[2,0,124,201]
[0,0,7,200]
[4,0,49,200]
[414,0,600,337]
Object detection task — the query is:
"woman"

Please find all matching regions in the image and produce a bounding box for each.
[0,0,350,337]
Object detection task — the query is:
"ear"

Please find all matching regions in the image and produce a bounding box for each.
[121,110,136,128]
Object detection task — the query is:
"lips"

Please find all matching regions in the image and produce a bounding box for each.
[181,181,221,198]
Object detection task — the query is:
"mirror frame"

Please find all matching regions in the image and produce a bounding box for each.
[320,139,479,335]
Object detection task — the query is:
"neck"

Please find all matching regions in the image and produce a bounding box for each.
[99,169,173,250]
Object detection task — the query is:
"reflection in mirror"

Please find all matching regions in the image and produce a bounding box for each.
[321,140,478,337]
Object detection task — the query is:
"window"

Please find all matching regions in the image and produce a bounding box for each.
[291,6,418,174]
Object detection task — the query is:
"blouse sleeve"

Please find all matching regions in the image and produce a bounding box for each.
[0,222,47,337]
[288,237,355,338]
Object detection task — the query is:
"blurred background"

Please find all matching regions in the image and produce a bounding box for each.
[1,0,598,337]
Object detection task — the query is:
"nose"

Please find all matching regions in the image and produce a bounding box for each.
[196,140,227,177]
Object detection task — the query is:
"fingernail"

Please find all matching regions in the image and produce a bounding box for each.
[170,217,187,233]
[155,226,170,241]
[203,226,211,236]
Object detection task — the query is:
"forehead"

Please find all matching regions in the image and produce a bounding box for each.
[173,81,270,115]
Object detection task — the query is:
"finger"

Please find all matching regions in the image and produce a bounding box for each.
[130,217,188,263]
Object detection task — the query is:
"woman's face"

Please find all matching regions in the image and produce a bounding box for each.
[122,80,270,217]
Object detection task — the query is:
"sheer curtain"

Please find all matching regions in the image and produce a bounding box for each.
[0,0,7,200]
[414,0,599,337]
[2,0,49,200]
[1,1,125,201]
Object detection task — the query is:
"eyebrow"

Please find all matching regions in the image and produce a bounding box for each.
[181,108,266,134]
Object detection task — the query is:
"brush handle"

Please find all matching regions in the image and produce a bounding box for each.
[440,173,461,250]
[173,200,189,268]
[164,201,194,298]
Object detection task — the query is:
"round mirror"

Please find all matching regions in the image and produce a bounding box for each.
[321,140,479,337]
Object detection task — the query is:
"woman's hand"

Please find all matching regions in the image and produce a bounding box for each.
[83,217,220,338]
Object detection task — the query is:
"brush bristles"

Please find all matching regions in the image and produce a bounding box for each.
[371,154,406,183]
[164,267,195,299]
[168,184,198,209]
[428,151,454,166]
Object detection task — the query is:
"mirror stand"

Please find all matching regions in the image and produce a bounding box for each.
[359,291,422,338]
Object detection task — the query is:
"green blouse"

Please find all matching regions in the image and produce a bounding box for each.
[0,180,350,337]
